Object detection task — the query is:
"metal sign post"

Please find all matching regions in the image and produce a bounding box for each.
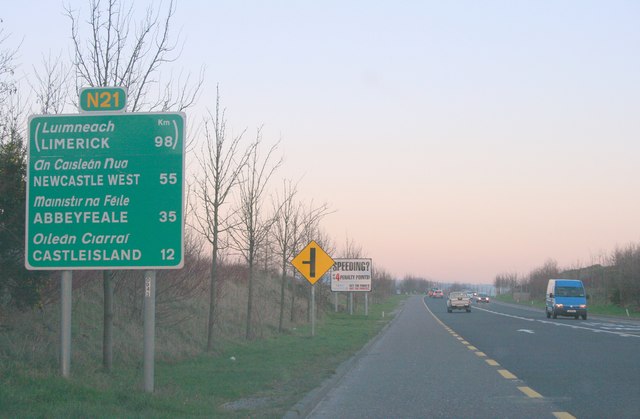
[60,270,72,377]
[143,270,156,393]
[331,258,373,316]
[291,241,334,337]
[311,284,316,337]
[25,95,185,391]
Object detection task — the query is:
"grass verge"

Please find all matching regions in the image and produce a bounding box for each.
[0,295,406,418]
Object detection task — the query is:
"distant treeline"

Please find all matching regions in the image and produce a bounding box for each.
[494,242,640,310]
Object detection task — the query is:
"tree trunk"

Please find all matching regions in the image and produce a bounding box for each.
[278,260,286,332]
[246,256,254,340]
[206,248,218,351]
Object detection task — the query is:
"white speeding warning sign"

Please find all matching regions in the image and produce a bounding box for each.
[331,258,372,292]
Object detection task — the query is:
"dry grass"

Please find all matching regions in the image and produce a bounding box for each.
[0,266,312,372]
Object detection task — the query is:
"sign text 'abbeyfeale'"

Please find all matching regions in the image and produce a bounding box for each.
[26,112,185,270]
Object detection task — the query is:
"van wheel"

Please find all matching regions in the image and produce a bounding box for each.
[581,314,587,320]
[552,310,557,319]
[574,315,579,319]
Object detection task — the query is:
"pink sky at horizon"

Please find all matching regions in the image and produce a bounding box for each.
[4,1,640,284]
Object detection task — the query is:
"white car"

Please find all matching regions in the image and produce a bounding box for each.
[447,292,471,313]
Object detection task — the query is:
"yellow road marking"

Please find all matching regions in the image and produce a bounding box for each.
[475,351,486,357]
[467,345,478,351]
[498,369,517,379]
[553,413,576,419]
[518,386,543,398]
[420,299,551,408]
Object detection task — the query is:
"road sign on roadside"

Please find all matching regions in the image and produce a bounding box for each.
[25,112,185,270]
[291,241,335,284]
[331,258,372,292]
[79,87,127,112]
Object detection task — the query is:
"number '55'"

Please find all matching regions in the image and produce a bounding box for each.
[159,173,177,184]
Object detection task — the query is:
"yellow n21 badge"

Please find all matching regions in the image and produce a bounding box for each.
[80,87,127,112]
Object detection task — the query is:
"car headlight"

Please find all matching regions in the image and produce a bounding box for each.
[579,304,586,309]
[555,304,564,308]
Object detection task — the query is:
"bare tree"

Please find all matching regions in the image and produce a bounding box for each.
[0,26,17,96]
[341,235,363,259]
[289,201,333,323]
[30,53,69,114]
[526,259,559,298]
[611,244,640,307]
[370,267,395,303]
[190,87,251,351]
[338,235,363,315]
[63,0,203,370]
[271,179,301,332]
[65,0,202,112]
[229,131,281,339]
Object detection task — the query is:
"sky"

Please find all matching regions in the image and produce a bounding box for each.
[3,0,640,284]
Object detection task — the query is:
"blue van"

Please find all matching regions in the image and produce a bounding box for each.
[545,279,588,320]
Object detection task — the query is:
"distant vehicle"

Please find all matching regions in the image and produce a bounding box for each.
[432,289,444,298]
[428,287,438,297]
[545,279,588,320]
[447,291,471,313]
[476,293,490,303]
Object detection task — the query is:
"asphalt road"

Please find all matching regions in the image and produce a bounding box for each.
[305,295,579,419]
[428,296,640,418]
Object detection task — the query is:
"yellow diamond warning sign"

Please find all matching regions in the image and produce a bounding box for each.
[291,241,335,284]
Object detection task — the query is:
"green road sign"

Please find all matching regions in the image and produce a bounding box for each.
[25,112,185,270]
[79,87,127,112]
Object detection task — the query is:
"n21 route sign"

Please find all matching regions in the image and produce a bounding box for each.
[79,87,127,112]
[25,112,185,270]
